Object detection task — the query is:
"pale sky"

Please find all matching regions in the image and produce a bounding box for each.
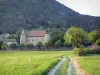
[56,0,100,16]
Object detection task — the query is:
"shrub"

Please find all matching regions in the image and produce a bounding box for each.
[54,40,62,49]
[44,40,52,48]
[1,43,7,50]
[19,43,25,50]
[9,43,17,50]
[0,41,3,50]
[88,30,100,44]
[36,41,43,50]
[26,43,34,49]
[63,41,72,47]
[74,47,90,56]
[96,38,100,46]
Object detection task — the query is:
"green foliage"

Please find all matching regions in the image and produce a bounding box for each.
[74,47,87,56]
[26,43,34,49]
[48,28,65,45]
[0,41,3,50]
[63,41,72,47]
[9,43,17,49]
[36,41,43,50]
[44,40,52,48]
[88,30,100,44]
[96,38,100,46]
[1,43,7,50]
[54,40,62,49]
[64,27,87,48]
[19,43,25,50]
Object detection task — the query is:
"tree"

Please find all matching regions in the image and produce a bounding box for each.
[54,40,62,49]
[64,27,87,48]
[0,41,3,50]
[96,38,100,46]
[44,40,52,48]
[88,30,100,44]
[48,28,65,45]
[9,43,17,50]
[1,43,7,51]
[36,41,43,50]
[26,43,34,49]
[19,43,25,50]
[63,41,72,47]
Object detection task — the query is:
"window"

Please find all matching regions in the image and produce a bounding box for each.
[32,39,34,41]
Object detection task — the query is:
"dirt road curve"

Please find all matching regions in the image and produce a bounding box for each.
[73,57,89,75]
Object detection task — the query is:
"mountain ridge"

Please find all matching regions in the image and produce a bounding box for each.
[0,0,100,33]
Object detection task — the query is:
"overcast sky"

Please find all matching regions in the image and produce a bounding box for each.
[56,0,100,16]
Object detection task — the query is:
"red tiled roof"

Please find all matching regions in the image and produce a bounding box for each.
[27,30,46,37]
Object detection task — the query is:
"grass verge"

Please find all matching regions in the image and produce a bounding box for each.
[78,55,100,75]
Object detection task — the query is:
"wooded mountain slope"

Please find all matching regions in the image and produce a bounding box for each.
[0,0,100,33]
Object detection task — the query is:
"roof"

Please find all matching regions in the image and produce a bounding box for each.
[27,30,47,37]
[4,39,16,42]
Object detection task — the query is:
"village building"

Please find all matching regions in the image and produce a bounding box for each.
[4,39,17,46]
[0,34,17,46]
[20,29,51,46]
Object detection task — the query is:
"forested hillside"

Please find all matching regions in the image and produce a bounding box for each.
[0,0,100,33]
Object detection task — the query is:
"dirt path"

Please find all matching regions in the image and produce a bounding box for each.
[73,57,89,75]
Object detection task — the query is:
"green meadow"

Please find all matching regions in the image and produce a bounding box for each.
[79,55,100,75]
[0,51,73,75]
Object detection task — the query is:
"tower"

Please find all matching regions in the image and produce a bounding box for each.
[44,33,51,43]
[20,29,27,45]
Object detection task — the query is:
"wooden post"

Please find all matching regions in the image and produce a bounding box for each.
[30,56,32,73]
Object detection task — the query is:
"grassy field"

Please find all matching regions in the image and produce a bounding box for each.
[79,55,100,75]
[0,51,73,75]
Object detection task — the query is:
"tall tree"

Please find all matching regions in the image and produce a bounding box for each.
[36,41,43,50]
[1,43,7,51]
[88,30,100,44]
[54,40,62,49]
[64,27,87,48]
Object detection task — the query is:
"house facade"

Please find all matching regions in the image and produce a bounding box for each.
[20,29,51,45]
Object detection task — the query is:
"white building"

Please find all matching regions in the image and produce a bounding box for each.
[4,39,17,46]
[20,29,51,46]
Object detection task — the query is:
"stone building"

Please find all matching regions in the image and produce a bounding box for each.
[20,29,51,45]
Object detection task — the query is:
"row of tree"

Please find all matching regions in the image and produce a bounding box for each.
[1,40,63,51]
[64,27,100,56]
[0,27,100,52]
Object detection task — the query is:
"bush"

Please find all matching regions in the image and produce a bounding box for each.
[96,38,100,46]
[44,40,52,48]
[36,41,43,50]
[90,46,100,54]
[1,43,7,50]
[19,43,25,50]
[63,41,72,47]
[88,30,100,44]
[26,43,34,49]
[54,40,62,49]
[0,41,3,50]
[9,43,17,50]
[74,47,91,56]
